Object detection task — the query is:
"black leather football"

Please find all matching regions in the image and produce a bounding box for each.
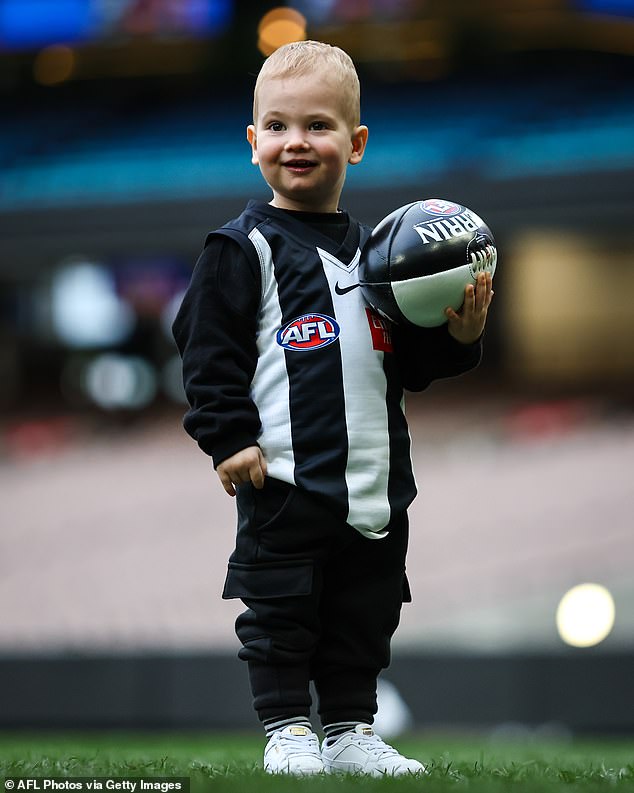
[359,199,497,327]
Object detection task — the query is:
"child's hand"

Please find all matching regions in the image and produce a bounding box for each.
[217,446,268,497]
[445,272,494,345]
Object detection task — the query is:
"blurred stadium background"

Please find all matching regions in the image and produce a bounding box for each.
[1,0,633,734]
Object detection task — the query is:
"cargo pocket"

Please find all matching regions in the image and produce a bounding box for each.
[222,559,313,600]
[254,477,297,533]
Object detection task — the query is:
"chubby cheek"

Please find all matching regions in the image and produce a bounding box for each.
[324,139,353,169]
[257,141,282,167]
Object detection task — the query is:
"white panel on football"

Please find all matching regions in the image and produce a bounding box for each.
[392,264,474,327]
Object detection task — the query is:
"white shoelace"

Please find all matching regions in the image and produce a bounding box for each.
[277,732,320,754]
[352,733,401,761]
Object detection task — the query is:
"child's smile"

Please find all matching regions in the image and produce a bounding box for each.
[283,158,317,174]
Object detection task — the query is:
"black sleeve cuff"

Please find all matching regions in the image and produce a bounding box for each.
[210,436,261,470]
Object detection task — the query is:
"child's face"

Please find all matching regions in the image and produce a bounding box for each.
[247,73,368,213]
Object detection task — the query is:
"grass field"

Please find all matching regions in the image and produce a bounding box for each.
[2,732,634,792]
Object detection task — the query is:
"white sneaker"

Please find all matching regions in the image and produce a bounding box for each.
[321,724,426,777]
[263,724,324,775]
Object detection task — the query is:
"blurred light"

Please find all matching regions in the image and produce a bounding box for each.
[161,355,187,404]
[51,261,135,349]
[33,44,76,85]
[258,7,307,56]
[115,0,233,37]
[0,0,233,50]
[292,0,336,24]
[577,0,634,17]
[0,0,92,48]
[556,583,615,648]
[82,354,157,411]
[373,678,413,738]
[161,290,185,341]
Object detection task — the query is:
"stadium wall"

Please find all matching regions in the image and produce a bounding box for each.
[1,651,633,734]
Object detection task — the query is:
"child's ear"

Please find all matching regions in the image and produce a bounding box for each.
[349,125,368,165]
[247,124,259,165]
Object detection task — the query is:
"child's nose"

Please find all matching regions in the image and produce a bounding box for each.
[284,129,310,150]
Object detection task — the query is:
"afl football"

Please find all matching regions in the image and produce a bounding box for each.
[359,199,497,327]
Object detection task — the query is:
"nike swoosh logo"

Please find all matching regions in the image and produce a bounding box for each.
[334,282,360,295]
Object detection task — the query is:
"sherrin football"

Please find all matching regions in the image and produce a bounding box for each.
[359,198,497,327]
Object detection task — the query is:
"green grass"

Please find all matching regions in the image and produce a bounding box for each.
[1,731,634,792]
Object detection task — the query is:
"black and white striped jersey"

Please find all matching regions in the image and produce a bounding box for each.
[173,200,481,537]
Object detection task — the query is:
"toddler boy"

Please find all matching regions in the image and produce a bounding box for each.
[173,40,493,775]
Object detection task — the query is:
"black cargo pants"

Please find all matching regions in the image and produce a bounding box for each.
[222,477,411,726]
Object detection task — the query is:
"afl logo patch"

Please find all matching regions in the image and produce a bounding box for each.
[420,199,462,217]
[277,313,340,351]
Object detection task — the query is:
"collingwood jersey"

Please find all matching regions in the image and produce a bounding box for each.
[213,200,414,539]
[174,201,481,539]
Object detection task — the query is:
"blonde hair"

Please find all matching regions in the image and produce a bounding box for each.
[253,40,361,128]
